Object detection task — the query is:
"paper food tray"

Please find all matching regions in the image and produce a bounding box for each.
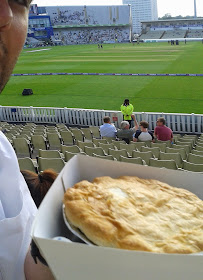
[32,155,203,280]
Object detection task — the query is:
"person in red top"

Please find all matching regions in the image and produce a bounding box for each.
[154,117,173,142]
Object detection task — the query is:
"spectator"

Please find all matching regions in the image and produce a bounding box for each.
[117,121,138,144]
[0,1,54,279]
[21,169,57,208]
[133,121,154,142]
[120,99,135,128]
[100,116,117,138]
[154,117,173,142]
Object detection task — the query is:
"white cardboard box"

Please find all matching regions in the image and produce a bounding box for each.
[32,155,203,280]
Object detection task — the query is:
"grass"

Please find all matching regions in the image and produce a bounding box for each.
[1,42,203,114]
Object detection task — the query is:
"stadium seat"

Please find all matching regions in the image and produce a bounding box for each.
[129,142,147,151]
[182,161,203,172]
[89,126,101,139]
[196,139,203,146]
[111,140,126,150]
[194,145,203,151]
[92,153,115,161]
[47,132,62,150]
[18,157,38,173]
[56,124,67,130]
[92,138,108,146]
[194,142,203,148]
[13,138,32,158]
[102,136,117,143]
[141,146,160,159]
[77,141,96,152]
[149,158,178,170]
[182,135,198,141]
[31,135,47,152]
[17,133,31,141]
[84,146,106,157]
[39,149,62,159]
[61,145,82,155]
[171,144,190,155]
[108,148,129,161]
[98,143,115,154]
[154,140,172,147]
[80,128,93,141]
[165,147,187,160]
[5,132,16,142]
[177,138,195,146]
[119,156,145,165]
[175,141,193,151]
[65,151,86,162]
[172,134,181,143]
[46,127,58,133]
[187,153,203,164]
[60,130,74,146]
[132,150,154,166]
[70,129,84,142]
[159,151,183,168]
[38,157,65,173]
[119,143,137,157]
[191,149,203,157]
[150,142,167,152]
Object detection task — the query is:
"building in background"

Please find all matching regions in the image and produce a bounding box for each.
[27,5,131,46]
[122,0,158,34]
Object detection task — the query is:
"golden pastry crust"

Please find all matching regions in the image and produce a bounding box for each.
[63,176,203,253]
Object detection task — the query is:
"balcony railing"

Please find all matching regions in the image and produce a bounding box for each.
[0,105,202,134]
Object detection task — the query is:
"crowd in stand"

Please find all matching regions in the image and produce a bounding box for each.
[100,99,173,144]
[100,115,173,144]
[47,6,128,27]
[51,9,86,26]
[53,27,130,45]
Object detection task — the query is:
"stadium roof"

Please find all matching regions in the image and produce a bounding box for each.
[141,18,203,24]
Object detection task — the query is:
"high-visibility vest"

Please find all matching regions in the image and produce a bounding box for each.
[120,103,134,120]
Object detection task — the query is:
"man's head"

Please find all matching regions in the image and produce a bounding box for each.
[139,121,149,131]
[103,116,111,124]
[123,99,129,106]
[120,121,130,130]
[156,117,166,126]
[0,0,31,93]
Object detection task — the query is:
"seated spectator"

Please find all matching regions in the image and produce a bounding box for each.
[21,169,57,208]
[117,121,138,144]
[154,117,173,142]
[133,121,154,142]
[100,116,117,138]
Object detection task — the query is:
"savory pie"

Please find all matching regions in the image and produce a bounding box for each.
[63,176,203,254]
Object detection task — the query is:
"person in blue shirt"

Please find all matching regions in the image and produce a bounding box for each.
[100,116,117,138]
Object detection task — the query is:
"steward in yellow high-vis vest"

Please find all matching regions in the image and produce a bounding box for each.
[121,99,134,121]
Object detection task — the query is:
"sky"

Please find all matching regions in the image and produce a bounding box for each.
[32,0,203,18]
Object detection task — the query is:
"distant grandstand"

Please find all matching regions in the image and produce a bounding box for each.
[27,5,131,46]
[140,19,203,41]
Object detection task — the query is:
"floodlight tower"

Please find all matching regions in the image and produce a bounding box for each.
[194,0,197,18]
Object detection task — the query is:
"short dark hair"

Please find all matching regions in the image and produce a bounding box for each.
[157,117,166,125]
[103,116,110,123]
[139,121,149,128]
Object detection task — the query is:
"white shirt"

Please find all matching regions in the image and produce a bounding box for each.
[0,132,37,280]
[99,123,117,137]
